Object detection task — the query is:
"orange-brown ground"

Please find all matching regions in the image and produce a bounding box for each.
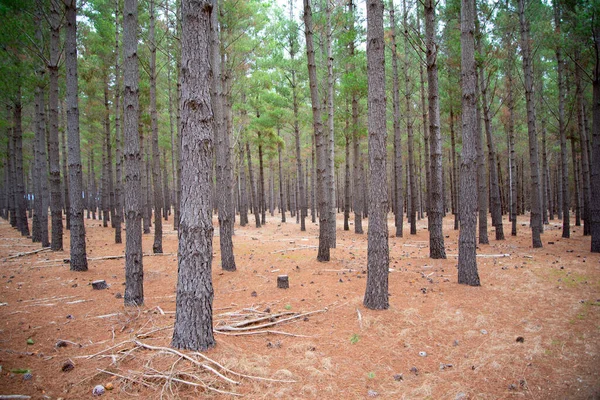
[0,212,598,399]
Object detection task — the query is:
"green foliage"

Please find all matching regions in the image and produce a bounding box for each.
[350,333,360,344]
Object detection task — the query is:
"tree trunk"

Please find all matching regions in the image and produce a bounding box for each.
[519,0,543,248]
[364,0,389,310]
[344,131,351,231]
[575,51,591,236]
[425,0,446,258]
[48,0,63,250]
[325,2,336,248]
[258,138,266,225]
[103,77,112,228]
[458,0,480,286]
[65,0,87,270]
[278,131,286,223]
[60,101,70,230]
[123,0,144,304]
[541,118,549,224]
[390,0,403,237]
[172,0,215,351]
[476,23,503,240]
[239,143,248,226]
[417,13,430,224]
[210,0,235,271]
[288,2,306,231]
[13,84,29,237]
[590,22,600,252]
[303,0,329,261]
[163,149,170,220]
[246,141,260,228]
[406,0,417,235]
[475,64,488,245]
[450,105,459,230]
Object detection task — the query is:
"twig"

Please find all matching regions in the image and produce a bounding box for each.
[75,340,130,359]
[132,340,239,385]
[97,369,153,388]
[139,372,242,396]
[5,247,51,260]
[356,308,363,330]
[271,245,318,254]
[0,396,32,400]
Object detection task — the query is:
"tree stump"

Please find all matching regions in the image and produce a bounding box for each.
[277,275,289,289]
[92,280,109,290]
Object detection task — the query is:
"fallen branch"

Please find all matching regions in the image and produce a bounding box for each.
[86,252,175,262]
[133,340,239,385]
[5,247,51,260]
[225,312,295,329]
[215,329,311,338]
[134,340,295,384]
[271,245,318,254]
[447,253,510,258]
[218,309,326,332]
[138,372,241,397]
[0,396,32,400]
[97,369,153,388]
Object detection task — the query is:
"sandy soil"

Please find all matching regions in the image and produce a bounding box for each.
[0,212,598,399]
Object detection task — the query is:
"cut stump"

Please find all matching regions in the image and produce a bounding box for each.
[277,275,289,289]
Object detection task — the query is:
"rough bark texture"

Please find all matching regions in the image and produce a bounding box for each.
[278,133,286,223]
[425,0,446,259]
[211,0,235,271]
[149,0,163,254]
[475,67,488,245]
[450,106,459,230]
[576,54,591,236]
[13,85,29,237]
[363,0,389,310]
[246,141,260,228]
[554,1,569,239]
[476,27,503,240]
[288,3,305,231]
[348,0,363,234]
[239,139,248,226]
[34,79,49,247]
[303,0,329,261]
[171,0,216,351]
[65,0,87,271]
[325,3,336,248]
[60,102,70,230]
[48,0,63,250]
[506,43,517,236]
[458,0,480,286]
[390,0,403,238]
[404,0,417,235]
[591,26,600,252]
[519,0,543,248]
[114,0,123,244]
[123,0,144,304]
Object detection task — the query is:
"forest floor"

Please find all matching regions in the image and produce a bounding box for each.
[0,212,598,400]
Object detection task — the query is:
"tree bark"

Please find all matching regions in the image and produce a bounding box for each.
[172,0,216,351]
[123,0,144,304]
[590,21,600,252]
[363,0,389,310]
[113,0,122,244]
[148,0,163,253]
[458,0,480,286]
[450,105,459,230]
[304,0,329,261]
[390,0,403,237]
[48,0,63,250]
[325,2,336,248]
[211,0,235,270]
[519,0,543,248]
[475,63,488,245]
[476,21,503,240]
[425,0,446,258]
[406,0,417,235]
[65,0,87,270]
[575,52,591,236]
[554,0,569,239]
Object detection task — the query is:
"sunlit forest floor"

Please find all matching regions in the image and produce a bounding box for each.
[0,211,598,399]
